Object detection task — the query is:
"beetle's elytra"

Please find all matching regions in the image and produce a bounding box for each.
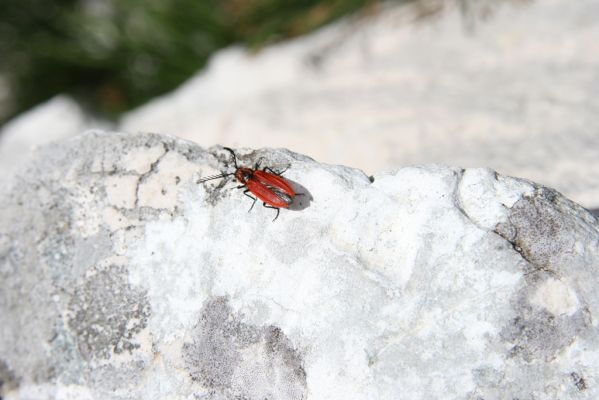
[198,147,296,221]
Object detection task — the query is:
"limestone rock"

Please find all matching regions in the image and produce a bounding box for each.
[1,131,598,399]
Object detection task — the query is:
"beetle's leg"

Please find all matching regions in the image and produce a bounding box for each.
[254,157,266,170]
[262,203,280,221]
[243,189,258,212]
[263,166,289,176]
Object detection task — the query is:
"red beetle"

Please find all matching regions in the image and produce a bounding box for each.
[198,147,295,221]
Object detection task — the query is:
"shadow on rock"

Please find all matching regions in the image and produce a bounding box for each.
[288,179,312,212]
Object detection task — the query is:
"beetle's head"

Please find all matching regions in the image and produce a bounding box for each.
[235,167,254,184]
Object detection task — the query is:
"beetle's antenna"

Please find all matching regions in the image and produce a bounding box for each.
[198,172,233,183]
[222,147,238,169]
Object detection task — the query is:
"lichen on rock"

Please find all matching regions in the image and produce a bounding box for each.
[182,297,306,399]
[67,264,151,360]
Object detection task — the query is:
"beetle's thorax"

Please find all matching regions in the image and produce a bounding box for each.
[235,167,254,184]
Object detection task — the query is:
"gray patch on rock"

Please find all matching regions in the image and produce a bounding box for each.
[0,359,19,397]
[69,229,113,287]
[0,184,66,386]
[500,307,589,362]
[35,187,78,289]
[494,190,575,273]
[494,190,586,355]
[45,322,87,384]
[183,297,307,400]
[491,188,597,376]
[200,177,232,207]
[497,268,591,363]
[570,371,587,391]
[68,264,151,360]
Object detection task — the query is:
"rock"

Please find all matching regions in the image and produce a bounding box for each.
[1,130,598,400]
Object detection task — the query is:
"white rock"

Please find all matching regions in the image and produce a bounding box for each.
[531,277,580,317]
[1,131,598,400]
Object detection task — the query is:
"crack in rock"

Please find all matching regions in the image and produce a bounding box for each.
[134,143,170,208]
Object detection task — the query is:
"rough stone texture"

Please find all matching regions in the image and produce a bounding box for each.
[1,130,599,400]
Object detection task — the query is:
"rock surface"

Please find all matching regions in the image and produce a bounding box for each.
[1,130,598,400]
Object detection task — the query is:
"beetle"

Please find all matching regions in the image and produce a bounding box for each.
[198,147,295,221]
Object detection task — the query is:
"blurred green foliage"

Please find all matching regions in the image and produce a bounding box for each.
[0,0,379,122]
